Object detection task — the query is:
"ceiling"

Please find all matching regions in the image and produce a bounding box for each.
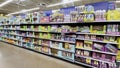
[0,0,119,15]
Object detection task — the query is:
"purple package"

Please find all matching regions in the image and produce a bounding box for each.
[105,54,116,62]
[105,44,117,53]
[99,62,108,68]
[109,63,117,68]
[96,53,101,59]
[92,52,101,59]
[92,52,97,59]
[93,43,105,51]
[101,54,106,60]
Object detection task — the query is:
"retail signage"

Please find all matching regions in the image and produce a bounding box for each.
[86,1,109,11]
[108,2,116,10]
[44,10,52,16]
[60,6,75,15]
[20,14,26,18]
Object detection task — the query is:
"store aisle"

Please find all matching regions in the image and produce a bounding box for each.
[0,42,84,68]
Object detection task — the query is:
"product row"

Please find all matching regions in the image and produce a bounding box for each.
[19,32,76,43]
[0,24,120,35]
[78,24,120,35]
[1,37,75,61]
[0,5,120,25]
[77,34,117,43]
[0,35,75,53]
[75,56,116,68]
[76,49,116,63]
[76,40,118,54]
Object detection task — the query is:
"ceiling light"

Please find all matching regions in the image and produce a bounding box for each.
[62,0,73,3]
[7,7,40,16]
[116,1,120,3]
[19,0,26,2]
[47,0,79,7]
[0,0,13,7]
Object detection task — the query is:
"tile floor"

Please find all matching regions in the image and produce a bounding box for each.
[0,42,84,68]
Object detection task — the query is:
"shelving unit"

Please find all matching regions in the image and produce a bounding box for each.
[0,21,120,68]
[19,24,76,61]
[0,1,120,68]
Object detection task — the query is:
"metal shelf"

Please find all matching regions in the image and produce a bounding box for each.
[75,54,116,64]
[76,48,117,55]
[75,61,96,68]
[76,32,120,36]
[76,38,118,45]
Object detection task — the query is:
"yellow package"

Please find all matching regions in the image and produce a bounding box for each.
[107,10,120,20]
[117,50,120,61]
[86,58,91,64]
[117,37,120,49]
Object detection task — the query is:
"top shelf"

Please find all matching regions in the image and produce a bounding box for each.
[0,20,120,26]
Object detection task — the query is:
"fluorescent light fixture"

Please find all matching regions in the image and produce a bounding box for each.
[116,1,120,3]
[52,9,60,13]
[19,0,26,2]
[0,0,13,7]
[7,7,40,16]
[47,3,61,7]
[25,7,40,12]
[47,0,79,7]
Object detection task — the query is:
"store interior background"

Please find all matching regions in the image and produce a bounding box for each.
[0,0,119,15]
[0,0,120,68]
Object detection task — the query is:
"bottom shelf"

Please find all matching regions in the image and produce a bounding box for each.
[0,40,75,62]
[75,61,96,68]
[1,40,118,68]
[75,56,117,68]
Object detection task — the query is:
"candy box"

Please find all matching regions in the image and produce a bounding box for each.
[78,13,84,22]
[40,16,50,23]
[84,13,94,22]
[76,41,84,48]
[85,58,91,65]
[105,44,117,53]
[84,41,93,50]
[77,35,84,39]
[93,43,105,51]
[99,62,108,68]
[84,34,90,39]
[104,36,117,43]
[91,60,99,67]
[107,24,118,35]
[79,26,90,33]
[96,35,104,41]
[76,49,84,56]
[39,26,51,32]
[91,35,96,40]
[50,48,60,56]
[41,40,50,46]
[92,52,102,59]
[90,25,106,34]
[62,43,75,52]
[83,51,90,57]
[105,54,116,63]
